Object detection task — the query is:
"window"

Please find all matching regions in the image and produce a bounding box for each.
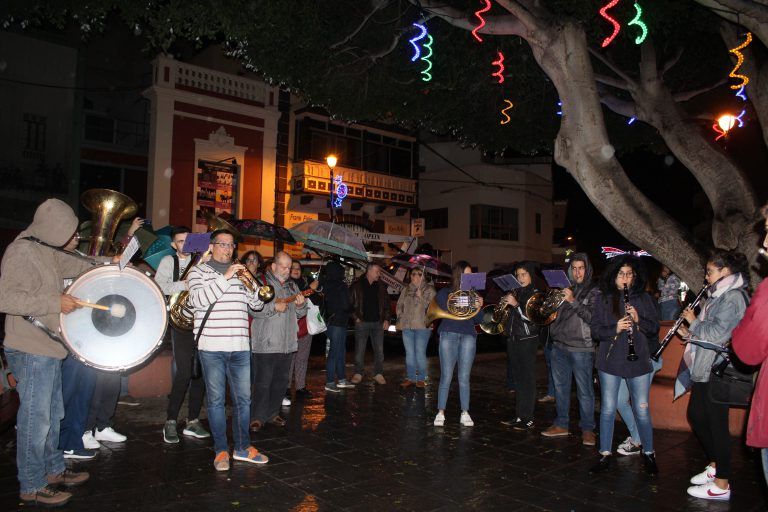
[470,204,518,241]
[422,208,448,229]
[535,213,542,234]
[84,114,116,144]
[23,113,47,152]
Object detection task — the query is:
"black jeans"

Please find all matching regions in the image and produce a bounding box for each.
[250,352,293,423]
[166,327,205,421]
[688,381,732,479]
[507,336,538,422]
[86,370,121,431]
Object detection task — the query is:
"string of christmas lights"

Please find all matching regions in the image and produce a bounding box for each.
[628,3,648,44]
[472,0,492,43]
[420,34,434,82]
[599,0,622,48]
[500,100,514,125]
[409,23,427,62]
[491,51,505,84]
[728,32,752,89]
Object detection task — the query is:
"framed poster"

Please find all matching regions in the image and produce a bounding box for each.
[194,159,239,231]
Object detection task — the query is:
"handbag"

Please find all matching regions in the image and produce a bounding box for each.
[708,353,756,407]
[306,298,327,335]
[191,304,215,379]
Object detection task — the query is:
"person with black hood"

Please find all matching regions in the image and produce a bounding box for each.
[0,199,93,507]
[500,261,542,431]
[589,254,660,476]
[321,261,356,392]
[541,253,598,445]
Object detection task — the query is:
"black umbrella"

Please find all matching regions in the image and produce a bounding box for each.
[233,219,296,244]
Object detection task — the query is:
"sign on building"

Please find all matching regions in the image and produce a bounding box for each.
[411,217,425,237]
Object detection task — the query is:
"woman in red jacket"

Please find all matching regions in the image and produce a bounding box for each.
[731,206,768,487]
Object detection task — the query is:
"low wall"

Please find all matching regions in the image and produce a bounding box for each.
[127,350,172,398]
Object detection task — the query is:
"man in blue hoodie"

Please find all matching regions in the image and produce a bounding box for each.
[541,253,598,446]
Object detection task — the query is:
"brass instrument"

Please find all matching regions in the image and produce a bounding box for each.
[168,213,274,330]
[81,189,138,256]
[425,289,481,326]
[479,291,515,335]
[525,289,567,326]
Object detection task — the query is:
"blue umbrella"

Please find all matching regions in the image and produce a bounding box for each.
[143,234,174,270]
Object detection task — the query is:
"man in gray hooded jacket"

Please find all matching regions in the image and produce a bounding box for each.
[541,253,598,446]
[0,199,93,507]
[249,251,307,430]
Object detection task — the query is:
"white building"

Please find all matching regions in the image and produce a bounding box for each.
[418,142,553,271]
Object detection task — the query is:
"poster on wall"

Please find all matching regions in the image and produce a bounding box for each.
[194,160,238,231]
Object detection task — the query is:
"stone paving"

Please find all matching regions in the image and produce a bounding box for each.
[0,348,765,511]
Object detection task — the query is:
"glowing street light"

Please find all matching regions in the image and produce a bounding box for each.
[326,155,338,222]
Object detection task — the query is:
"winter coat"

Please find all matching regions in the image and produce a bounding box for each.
[505,284,541,341]
[0,199,96,359]
[732,278,768,447]
[549,253,598,352]
[250,271,307,354]
[396,281,436,330]
[350,276,389,323]
[688,273,748,383]
[320,261,352,327]
[591,289,659,378]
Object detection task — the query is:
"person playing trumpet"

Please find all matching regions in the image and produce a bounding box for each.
[186,229,268,471]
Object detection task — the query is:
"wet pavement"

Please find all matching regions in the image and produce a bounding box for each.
[1,348,766,511]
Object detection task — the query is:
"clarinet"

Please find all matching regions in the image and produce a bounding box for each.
[623,284,639,362]
[651,279,711,361]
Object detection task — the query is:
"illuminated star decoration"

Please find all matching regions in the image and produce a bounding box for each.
[500,100,514,125]
[409,23,427,62]
[472,0,492,43]
[728,32,752,89]
[420,34,433,82]
[628,2,648,44]
[599,0,621,48]
[333,174,348,208]
[491,51,505,84]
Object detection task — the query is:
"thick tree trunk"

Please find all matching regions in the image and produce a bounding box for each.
[531,22,706,285]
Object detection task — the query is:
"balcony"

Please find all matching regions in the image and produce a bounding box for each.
[291,160,416,207]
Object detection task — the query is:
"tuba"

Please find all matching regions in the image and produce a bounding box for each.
[479,292,514,335]
[168,213,274,331]
[425,289,481,326]
[81,189,138,256]
[525,289,567,326]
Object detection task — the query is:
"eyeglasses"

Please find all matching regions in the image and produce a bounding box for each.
[617,271,634,278]
[213,243,237,249]
[246,258,257,263]
[705,268,722,276]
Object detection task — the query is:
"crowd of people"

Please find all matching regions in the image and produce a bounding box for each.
[0,198,766,507]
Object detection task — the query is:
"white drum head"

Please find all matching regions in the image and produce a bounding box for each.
[60,265,168,371]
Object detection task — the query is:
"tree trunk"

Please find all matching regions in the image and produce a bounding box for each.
[530,22,707,286]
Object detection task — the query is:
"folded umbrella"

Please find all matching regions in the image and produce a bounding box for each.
[289,221,368,261]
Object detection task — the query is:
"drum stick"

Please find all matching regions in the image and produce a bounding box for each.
[75,300,110,311]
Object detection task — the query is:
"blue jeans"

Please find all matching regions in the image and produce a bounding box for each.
[437,332,476,411]
[551,345,595,431]
[598,370,654,454]
[659,300,680,321]
[5,349,66,494]
[762,449,768,488]
[326,325,348,384]
[617,357,662,444]
[199,350,251,454]
[543,341,555,397]
[59,356,97,451]
[402,329,430,381]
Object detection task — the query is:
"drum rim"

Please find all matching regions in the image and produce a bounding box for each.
[59,264,168,371]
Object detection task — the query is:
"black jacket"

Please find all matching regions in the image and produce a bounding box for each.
[506,284,541,340]
[549,253,598,352]
[320,261,352,327]
[350,277,389,323]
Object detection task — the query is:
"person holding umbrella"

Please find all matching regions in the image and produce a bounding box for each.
[396,267,436,388]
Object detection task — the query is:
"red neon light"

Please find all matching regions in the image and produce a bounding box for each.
[599,0,621,48]
[472,0,492,43]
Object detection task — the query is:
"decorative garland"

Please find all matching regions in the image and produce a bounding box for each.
[472,0,492,43]
[599,0,622,48]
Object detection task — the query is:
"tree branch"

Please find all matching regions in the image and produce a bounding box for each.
[660,46,684,78]
[695,0,768,46]
[329,0,391,50]
[673,78,728,102]
[414,0,526,37]
[589,48,637,87]
[597,88,638,118]
[594,73,630,90]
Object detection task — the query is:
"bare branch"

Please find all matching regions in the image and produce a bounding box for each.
[673,78,728,102]
[661,47,684,77]
[330,0,391,50]
[496,0,550,29]
[695,0,768,46]
[594,73,630,90]
[596,88,638,118]
[589,48,637,87]
[414,0,526,37]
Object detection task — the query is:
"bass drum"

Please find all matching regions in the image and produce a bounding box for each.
[60,265,168,372]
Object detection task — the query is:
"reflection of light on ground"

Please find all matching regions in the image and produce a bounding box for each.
[300,403,326,431]
[290,494,319,512]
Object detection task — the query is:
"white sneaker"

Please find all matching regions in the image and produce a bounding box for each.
[617,436,641,456]
[433,412,445,427]
[686,482,730,501]
[82,430,101,450]
[460,412,474,427]
[690,465,717,485]
[282,397,291,407]
[94,427,127,443]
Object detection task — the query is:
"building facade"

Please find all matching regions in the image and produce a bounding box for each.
[418,142,553,271]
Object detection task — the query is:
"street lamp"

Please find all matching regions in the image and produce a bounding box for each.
[326,154,338,222]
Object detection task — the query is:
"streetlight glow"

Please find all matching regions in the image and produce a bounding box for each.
[326,155,338,169]
[717,114,737,133]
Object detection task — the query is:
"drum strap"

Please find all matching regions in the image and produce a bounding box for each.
[172,255,180,282]
[20,237,96,264]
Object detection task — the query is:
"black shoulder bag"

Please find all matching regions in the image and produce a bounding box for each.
[191,304,215,379]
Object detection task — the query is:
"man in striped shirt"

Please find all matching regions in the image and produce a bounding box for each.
[187,229,268,471]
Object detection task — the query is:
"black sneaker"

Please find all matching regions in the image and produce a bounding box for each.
[513,419,535,431]
[642,452,658,476]
[295,388,313,398]
[500,417,522,427]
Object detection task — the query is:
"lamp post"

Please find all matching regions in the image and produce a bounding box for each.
[326,154,338,222]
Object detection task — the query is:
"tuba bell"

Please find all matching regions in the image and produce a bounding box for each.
[479,292,514,335]
[425,289,482,326]
[525,289,567,326]
[81,188,138,256]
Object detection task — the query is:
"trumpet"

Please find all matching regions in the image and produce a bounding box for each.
[234,264,275,303]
